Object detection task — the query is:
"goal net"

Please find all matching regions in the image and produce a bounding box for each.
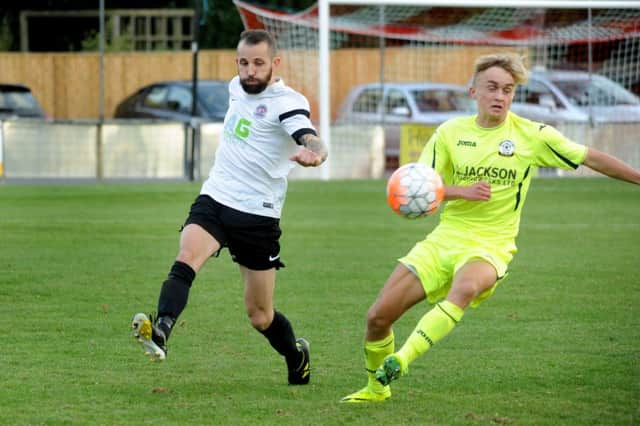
[233,0,640,178]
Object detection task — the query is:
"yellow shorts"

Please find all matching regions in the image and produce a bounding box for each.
[399,228,515,308]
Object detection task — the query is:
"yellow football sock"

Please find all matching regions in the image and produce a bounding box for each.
[364,331,394,391]
[397,300,464,366]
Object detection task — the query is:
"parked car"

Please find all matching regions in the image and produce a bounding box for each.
[114,80,229,122]
[511,69,640,125]
[336,82,474,170]
[0,84,46,119]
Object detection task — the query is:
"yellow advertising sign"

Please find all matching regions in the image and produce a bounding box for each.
[399,124,436,166]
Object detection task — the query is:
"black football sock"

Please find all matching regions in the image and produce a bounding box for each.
[157,261,196,339]
[259,310,302,369]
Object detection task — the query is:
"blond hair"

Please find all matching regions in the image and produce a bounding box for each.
[472,53,528,86]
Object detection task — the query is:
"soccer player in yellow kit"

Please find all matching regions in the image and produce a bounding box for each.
[341,53,640,403]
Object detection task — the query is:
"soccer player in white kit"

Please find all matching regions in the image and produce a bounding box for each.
[131,29,327,386]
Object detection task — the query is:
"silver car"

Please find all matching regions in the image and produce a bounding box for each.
[511,70,640,125]
[336,82,474,170]
[0,84,47,120]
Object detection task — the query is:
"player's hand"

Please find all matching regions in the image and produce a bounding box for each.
[463,181,491,201]
[290,147,324,167]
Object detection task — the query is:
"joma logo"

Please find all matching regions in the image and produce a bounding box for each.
[416,329,434,347]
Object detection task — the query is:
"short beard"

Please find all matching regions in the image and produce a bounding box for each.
[240,69,272,94]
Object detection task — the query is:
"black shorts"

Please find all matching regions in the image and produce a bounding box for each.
[183,195,284,271]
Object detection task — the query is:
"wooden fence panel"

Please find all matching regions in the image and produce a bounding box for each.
[0,47,503,120]
[1,51,238,119]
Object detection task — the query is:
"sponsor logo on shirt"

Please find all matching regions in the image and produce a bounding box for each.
[457,140,477,147]
[235,118,251,138]
[224,113,252,141]
[460,166,517,180]
[455,165,518,186]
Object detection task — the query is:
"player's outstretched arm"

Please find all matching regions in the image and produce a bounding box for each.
[290,133,328,167]
[582,147,640,185]
[444,181,491,201]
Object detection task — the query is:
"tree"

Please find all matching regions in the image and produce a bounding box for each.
[199,1,316,49]
[0,0,317,51]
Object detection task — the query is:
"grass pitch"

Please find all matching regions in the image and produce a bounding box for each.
[1,178,638,425]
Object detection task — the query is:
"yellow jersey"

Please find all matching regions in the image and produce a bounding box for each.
[419,111,588,244]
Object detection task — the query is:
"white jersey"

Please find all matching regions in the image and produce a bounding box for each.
[201,76,316,218]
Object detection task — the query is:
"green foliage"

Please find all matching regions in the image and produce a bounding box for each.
[0,16,13,51]
[80,17,133,52]
[0,1,318,51]
[0,178,638,425]
[199,3,244,49]
[198,0,316,49]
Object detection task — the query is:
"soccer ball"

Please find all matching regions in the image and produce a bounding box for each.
[386,162,444,219]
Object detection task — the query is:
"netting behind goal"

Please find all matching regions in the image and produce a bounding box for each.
[234,1,640,178]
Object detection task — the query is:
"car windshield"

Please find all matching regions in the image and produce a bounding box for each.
[198,84,229,116]
[551,76,640,107]
[0,88,43,117]
[411,89,474,112]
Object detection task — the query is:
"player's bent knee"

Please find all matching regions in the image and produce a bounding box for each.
[247,310,271,331]
[449,281,495,307]
[249,317,270,331]
[176,248,200,265]
[366,308,393,334]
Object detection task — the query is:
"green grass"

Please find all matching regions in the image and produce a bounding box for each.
[1,178,638,425]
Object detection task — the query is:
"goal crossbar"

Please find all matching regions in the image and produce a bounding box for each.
[327,1,640,7]
[318,0,640,179]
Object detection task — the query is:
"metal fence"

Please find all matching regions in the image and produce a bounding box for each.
[1,119,638,182]
[0,120,387,182]
[1,120,190,180]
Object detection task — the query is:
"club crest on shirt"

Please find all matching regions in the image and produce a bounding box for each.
[254,104,267,118]
[498,140,515,157]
